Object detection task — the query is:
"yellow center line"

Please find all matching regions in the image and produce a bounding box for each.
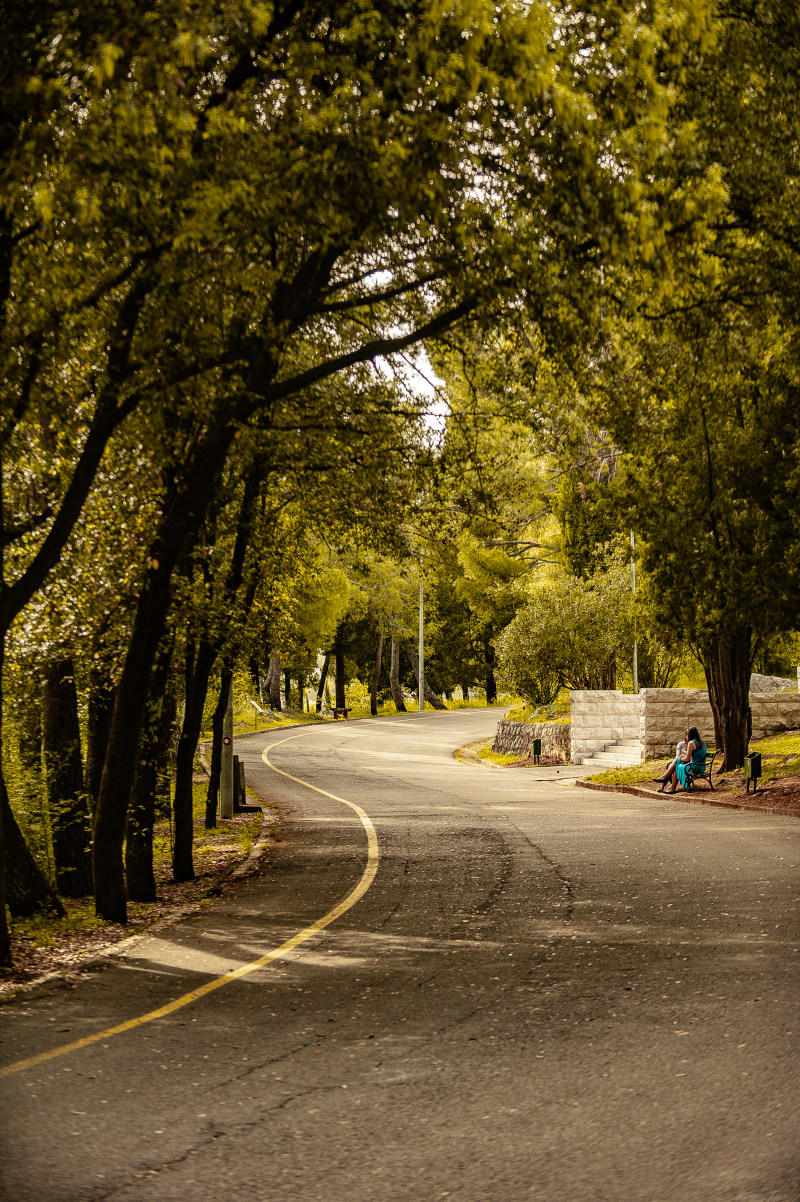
[0,732,379,1081]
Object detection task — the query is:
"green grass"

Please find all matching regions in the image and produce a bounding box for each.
[13,901,106,948]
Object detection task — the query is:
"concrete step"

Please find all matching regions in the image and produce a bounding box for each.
[590,751,642,765]
[580,740,644,769]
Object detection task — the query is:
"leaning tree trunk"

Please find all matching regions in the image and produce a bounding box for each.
[703,625,752,772]
[205,668,232,829]
[93,421,238,923]
[266,650,282,711]
[85,659,115,815]
[284,669,292,709]
[126,641,174,902]
[335,643,346,711]
[42,657,93,897]
[172,639,216,882]
[403,638,446,709]
[483,633,498,704]
[370,631,384,716]
[315,652,331,713]
[389,638,407,712]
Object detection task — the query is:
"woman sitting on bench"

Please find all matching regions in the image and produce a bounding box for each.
[656,727,706,794]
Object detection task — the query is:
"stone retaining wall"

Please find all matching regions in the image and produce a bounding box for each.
[492,720,571,763]
[570,691,640,762]
[571,686,800,763]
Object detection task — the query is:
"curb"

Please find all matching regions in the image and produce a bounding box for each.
[577,779,800,818]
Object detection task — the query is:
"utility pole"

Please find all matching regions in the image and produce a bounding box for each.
[220,678,234,818]
[419,580,424,713]
[631,530,639,695]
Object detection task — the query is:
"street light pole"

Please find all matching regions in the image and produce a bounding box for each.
[631,530,639,695]
[419,581,424,713]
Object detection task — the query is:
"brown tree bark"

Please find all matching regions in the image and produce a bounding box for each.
[389,638,407,712]
[172,639,216,882]
[370,630,384,716]
[315,652,331,713]
[126,642,175,902]
[266,650,282,711]
[703,625,752,772]
[93,421,238,923]
[483,633,498,704]
[85,660,115,815]
[335,642,346,711]
[42,657,93,897]
[403,638,446,709]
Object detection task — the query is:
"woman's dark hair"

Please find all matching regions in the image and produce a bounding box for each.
[687,726,702,747]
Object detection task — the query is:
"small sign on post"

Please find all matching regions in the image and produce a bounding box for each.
[220,683,234,818]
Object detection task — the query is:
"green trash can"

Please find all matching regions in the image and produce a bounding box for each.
[744,752,761,794]
[532,738,541,764]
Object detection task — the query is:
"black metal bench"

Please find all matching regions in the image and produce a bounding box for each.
[686,750,717,791]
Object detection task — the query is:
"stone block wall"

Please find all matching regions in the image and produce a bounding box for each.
[492,720,571,763]
[570,691,640,762]
[639,688,715,760]
[751,692,800,739]
[571,686,800,763]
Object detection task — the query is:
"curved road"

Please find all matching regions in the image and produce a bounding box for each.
[1,709,798,1201]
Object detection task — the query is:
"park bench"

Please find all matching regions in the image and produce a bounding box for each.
[685,750,717,791]
[332,707,352,720]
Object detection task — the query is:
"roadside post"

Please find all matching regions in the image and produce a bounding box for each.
[221,682,234,818]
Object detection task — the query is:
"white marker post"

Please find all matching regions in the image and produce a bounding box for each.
[220,681,234,818]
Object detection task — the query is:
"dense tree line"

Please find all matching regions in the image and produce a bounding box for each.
[0,0,764,964]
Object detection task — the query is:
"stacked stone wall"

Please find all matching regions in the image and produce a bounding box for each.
[750,692,800,739]
[570,691,640,763]
[571,686,800,763]
[492,720,571,763]
[639,689,715,760]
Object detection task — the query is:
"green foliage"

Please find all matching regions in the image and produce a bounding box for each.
[495,562,635,705]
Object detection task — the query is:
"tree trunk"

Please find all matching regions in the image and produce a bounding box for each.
[93,421,238,922]
[403,638,446,709]
[703,625,752,772]
[483,633,498,703]
[266,650,282,711]
[205,669,232,829]
[335,643,346,710]
[172,639,215,882]
[85,660,115,815]
[2,777,65,919]
[126,641,174,902]
[284,669,291,708]
[42,657,93,897]
[370,631,384,716]
[389,638,407,712]
[460,682,471,703]
[249,656,261,699]
[315,652,331,713]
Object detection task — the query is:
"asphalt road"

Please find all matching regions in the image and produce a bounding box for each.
[1,708,799,1202]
